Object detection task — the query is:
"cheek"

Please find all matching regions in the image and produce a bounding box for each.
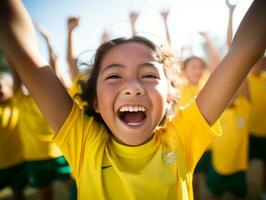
[190,68,201,79]
[183,67,193,77]
[196,66,204,74]
[96,81,117,113]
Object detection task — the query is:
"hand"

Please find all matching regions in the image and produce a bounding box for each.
[67,16,80,31]
[129,12,139,26]
[226,0,237,12]
[199,31,208,40]
[160,10,169,21]
[34,21,50,41]
[50,52,58,70]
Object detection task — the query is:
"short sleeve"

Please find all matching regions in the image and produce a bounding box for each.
[170,99,222,171]
[54,103,106,178]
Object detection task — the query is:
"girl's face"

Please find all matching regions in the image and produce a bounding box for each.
[183,58,204,85]
[95,42,170,146]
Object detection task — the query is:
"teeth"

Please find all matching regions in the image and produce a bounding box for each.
[128,122,142,126]
[119,105,146,112]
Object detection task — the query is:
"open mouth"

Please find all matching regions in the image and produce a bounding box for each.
[117,105,146,127]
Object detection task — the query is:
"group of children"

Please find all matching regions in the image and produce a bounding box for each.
[0,51,74,200]
[0,0,265,199]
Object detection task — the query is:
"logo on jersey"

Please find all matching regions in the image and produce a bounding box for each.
[162,152,176,164]
[237,117,246,128]
[102,165,112,170]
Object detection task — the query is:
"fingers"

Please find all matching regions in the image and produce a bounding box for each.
[34,21,50,39]
[160,10,169,20]
[225,0,237,11]
[67,16,80,30]
[129,11,139,25]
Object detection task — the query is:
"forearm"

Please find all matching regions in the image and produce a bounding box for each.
[44,38,57,71]
[42,33,64,83]
[227,11,233,49]
[204,37,220,71]
[131,26,136,36]
[0,0,47,68]
[221,0,265,88]
[230,0,266,63]
[67,29,79,80]
[34,21,57,71]
[163,22,171,45]
[196,0,266,125]
[0,0,73,132]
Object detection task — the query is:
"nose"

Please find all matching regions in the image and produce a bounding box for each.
[122,79,144,96]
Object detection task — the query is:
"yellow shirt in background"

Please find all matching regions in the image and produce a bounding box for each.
[199,71,209,89]
[179,84,199,106]
[248,72,266,137]
[0,95,22,169]
[179,71,209,106]
[55,100,221,200]
[212,96,250,175]
[16,90,62,160]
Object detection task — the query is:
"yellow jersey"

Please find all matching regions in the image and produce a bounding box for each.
[0,94,22,169]
[212,96,250,174]
[54,100,221,200]
[16,90,62,160]
[248,72,266,137]
[179,84,199,106]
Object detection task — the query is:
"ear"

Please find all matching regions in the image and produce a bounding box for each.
[93,100,100,113]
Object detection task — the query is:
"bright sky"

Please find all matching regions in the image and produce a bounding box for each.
[22,0,253,73]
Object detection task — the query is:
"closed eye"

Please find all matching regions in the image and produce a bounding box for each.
[105,74,121,80]
[142,74,159,79]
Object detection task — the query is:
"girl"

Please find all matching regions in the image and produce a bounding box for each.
[248,55,266,199]
[0,0,265,199]
[0,70,27,200]
[180,32,220,200]
[206,2,251,199]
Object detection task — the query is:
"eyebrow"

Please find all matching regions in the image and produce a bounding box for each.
[102,62,159,74]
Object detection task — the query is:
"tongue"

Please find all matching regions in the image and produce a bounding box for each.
[122,112,145,123]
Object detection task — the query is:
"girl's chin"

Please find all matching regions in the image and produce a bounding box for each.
[113,134,154,146]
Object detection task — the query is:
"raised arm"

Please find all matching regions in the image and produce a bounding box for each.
[129,11,139,36]
[199,32,220,72]
[196,0,266,125]
[160,10,171,45]
[0,0,73,132]
[226,0,236,49]
[35,21,71,88]
[67,16,80,81]
[34,22,60,75]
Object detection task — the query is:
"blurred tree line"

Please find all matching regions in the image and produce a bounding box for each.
[0,50,10,73]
